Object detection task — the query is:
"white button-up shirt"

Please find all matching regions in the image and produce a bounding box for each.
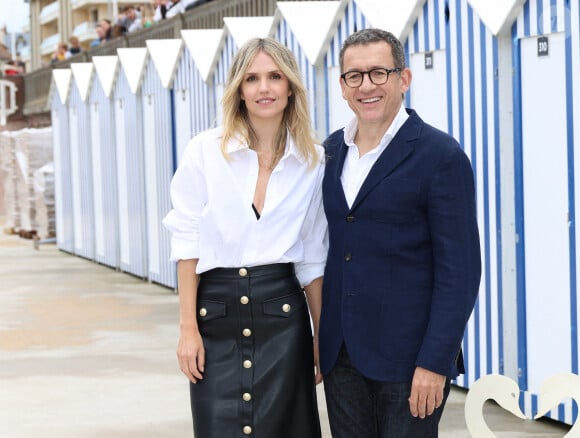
[162,127,328,287]
[341,104,409,208]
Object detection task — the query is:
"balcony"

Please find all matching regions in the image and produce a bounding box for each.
[71,0,136,9]
[72,21,98,43]
[39,1,59,25]
[39,33,60,56]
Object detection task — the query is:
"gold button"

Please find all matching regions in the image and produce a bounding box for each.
[240,296,249,304]
[242,392,252,401]
[282,303,291,313]
[239,268,248,277]
[243,425,252,435]
[199,308,207,317]
[242,328,252,337]
[243,360,252,369]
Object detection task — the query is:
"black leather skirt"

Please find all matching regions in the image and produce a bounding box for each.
[190,263,321,438]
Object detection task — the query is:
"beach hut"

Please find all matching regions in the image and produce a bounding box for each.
[67,63,96,261]
[113,48,149,279]
[50,69,74,253]
[88,56,121,268]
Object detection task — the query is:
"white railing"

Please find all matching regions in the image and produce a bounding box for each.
[39,1,59,25]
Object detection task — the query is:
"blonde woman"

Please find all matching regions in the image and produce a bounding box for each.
[163,38,326,437]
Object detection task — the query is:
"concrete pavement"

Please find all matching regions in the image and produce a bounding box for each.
[0,224,571,437]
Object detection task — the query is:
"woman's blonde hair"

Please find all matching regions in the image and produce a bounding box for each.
[220,38,318,168]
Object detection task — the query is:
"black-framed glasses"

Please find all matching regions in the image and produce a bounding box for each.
[341,67,402,88]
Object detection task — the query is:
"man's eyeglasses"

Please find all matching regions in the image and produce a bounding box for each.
[341,67,402,88]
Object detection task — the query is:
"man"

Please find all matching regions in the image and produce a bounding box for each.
[116,6,142,34]
[319,28,481,437]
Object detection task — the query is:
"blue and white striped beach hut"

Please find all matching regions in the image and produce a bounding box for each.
[273,1,344,138]
[114,48,149,279]
[88,56,121,269]
[138,42,178,288]
[50,69,74,253]
[68,63,96,261]
[509,0,580,424]
[175,29,224,161]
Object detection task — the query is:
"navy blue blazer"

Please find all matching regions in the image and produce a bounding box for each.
[319,109,481,382]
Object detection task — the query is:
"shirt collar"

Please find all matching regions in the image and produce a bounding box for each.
[225,129,306,164]
[343,104,409,153]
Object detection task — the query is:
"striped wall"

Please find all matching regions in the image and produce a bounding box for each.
[174,45,217,162]
[68,82,95,261]
[51,91,74,254]
[512,0,580,425]
[141,60,177,289]
[113,69,148,279]
[89,75,120,269]
[275,19,322,136]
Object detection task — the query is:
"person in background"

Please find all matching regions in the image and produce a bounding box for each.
[153,0,183,21]
[50,42,68,64]
[110,24,127,39]
[116,5,142,33]
[162,37,327,437]
[90,19,111,47]
[65,36,82,58]
[319,27,481,438]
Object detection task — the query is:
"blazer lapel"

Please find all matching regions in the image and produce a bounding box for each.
[350,111,421,211]
[328,139,350,210]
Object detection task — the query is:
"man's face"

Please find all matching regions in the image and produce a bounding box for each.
[340,41,411,130]
[127,8,136,20]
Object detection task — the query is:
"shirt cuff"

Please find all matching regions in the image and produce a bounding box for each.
[295,262,325,287]
[169,234,200,262]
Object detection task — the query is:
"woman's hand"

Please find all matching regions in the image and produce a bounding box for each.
[177,327,205,383]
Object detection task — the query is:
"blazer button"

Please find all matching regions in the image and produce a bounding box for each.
[242,328,252,337]
[239,268,248,277]
[346,214,355,222]
[344,253,352,261]
[243,425,252,435]
[243,360,253,369]
[199,308,207,317]
[282,303,291,313]
[240,296,249,304]
[242,392,252,401]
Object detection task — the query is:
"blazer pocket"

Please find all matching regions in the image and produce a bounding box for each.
[197,299,226,322]
[263,292,306,317]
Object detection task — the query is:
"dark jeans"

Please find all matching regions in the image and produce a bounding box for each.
[323,345,450,438]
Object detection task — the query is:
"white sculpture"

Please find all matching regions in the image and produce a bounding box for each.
[535,373,580,437]
[464,374,526,437]
[465,373,580,437]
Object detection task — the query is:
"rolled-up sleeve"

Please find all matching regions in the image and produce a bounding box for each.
[162,139,207,261]
[295,162,328,287]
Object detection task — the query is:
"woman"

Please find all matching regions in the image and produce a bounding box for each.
[163,38,327,437]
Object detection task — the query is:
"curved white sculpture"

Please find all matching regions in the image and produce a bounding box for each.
[534,372,580,438]
[464,374,526,437]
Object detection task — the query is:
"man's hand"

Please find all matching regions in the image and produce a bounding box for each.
[408,366,446,418]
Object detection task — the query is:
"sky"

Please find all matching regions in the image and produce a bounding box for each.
[1,0,30,34]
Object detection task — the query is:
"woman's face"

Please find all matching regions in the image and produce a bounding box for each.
[239,51,292,125]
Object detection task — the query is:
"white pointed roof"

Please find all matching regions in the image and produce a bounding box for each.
[117,47,149,95]
[223,16,275,48]
[353,0,424,40]
[92,56,119,98]
[275,1,344,66]
[467,0,526,35]
[146,39,184,89]
[181,29,225,82]
[52,69,72,105]
[70,63,94,103]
